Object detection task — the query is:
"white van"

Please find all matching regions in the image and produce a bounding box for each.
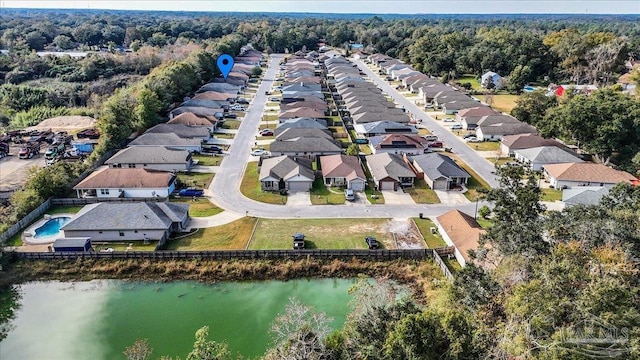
[423,135,438,142]
[345,189,355,201]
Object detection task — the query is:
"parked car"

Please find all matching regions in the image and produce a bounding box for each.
[354,138,369,144]
[443,117,455,122]
[201,145,223,154]
[423,135,438,141]
[345,189,355,201]
[462,133,476,139]
[251,148,269,156]
[259,129,274,136]
[428,141,444,148]
[292,233,305,249]
[230,104,245,111]
[365,236,379,249]
[236,98,250,104]
[268,96,281,102]
[451,124,463,130]
[224,113,238,119]
[425,103,434,109]
[178,188,204,197]
[466,137,482,143]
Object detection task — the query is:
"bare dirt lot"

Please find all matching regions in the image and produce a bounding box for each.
[0,147,45,197]
[25,115,97,133]
[387,218,427,249]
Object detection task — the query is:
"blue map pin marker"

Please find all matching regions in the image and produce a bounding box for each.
[217,54,234,80]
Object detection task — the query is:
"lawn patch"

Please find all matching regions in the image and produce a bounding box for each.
[441,154,489,201]
[455,75,482,91]
[220,120,241,130]
[192,155,223,167]
[250,218,394,249]
[240,162,287,204]
[358,145,372,155]
[176,172,214,189]
[405,180,440,204]
[413,217,447,248]
[171,197,223,217]
[467,141,500,152]
[310,178,345,205]
[488,94,519,113]
[164,217,256,250]
[47,205,84,215]
[541,188,563,202]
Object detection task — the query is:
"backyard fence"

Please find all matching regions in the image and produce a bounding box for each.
[0,198,52,245]
[14,248,439,261]
[432,247,455,280]
[50,197,166,206]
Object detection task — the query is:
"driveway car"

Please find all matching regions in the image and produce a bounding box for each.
[178,188,204,197]
[293,233,305,249]
[236,98,250,104]
[443,117,455,122]
[428,141,444,148]
[224,113,238,119]
[466,137,481,143]
[259,129,274,136]
[345,189,355,201]
[268,97,281,102]
[462,133,476,139]
[451,124,463,130]
[201,145,223,154]
[251,148,269,156]
[365,236,379,249]
[230,104,245,111]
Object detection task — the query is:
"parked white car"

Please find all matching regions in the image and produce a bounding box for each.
[251,148,269,156]
[443,117,455,122]
[230,104,245,111]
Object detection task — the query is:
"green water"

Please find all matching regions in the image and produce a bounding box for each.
[0,279,357,359]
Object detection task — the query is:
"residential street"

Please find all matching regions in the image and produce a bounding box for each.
[207,54,483,220]
[351,58,500,188]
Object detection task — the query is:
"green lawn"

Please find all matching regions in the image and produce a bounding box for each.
[176,172,214,189]
[310,178,346,205]
[192,155,223,167]
[364,180,385,204]
[220,120,241,130]
[444,258,462,273]
[47,205,84,214]
[358,145,372,155]
[418,128,433,136]
[171,197,223,217]
[468,141,500,152]
[476,218,494,229]
[164,217,256,250]
[412,217,447,248]
[541,188,563,202]
[249,218,394,249]
[455,75,482,91]
[405,180,440,204]
[489,94,519,113]
[266,102,280,107]
[214,133,234,139]
[487,157,512,167]
[264,114,278,122]
[240,162,287,204]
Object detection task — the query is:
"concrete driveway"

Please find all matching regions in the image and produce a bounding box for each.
[434,190,470,205]
[381,189,415,205]
[287,191,311,206]
[345,191,370,205]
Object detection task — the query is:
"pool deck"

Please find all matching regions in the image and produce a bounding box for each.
[22,213,75,245]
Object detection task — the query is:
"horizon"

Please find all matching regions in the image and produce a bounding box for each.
[2,0,639,15]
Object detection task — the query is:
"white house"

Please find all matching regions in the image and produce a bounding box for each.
[73,167,177,198]
[542,162,637,189]
[514,146,584,171]
[481,71,502,89]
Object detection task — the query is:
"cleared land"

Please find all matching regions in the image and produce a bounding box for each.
[164,217,256,250]
[489,94,519,113]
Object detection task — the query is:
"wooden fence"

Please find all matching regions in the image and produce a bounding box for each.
[14,248,436,261]
[0,198,51,244]
[433,247,455,280]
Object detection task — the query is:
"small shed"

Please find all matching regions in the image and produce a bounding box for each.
[53,238,91,252]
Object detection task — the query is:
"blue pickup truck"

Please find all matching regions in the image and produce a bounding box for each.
[178,188,204,197]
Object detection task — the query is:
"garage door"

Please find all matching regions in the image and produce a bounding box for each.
[379,180,396,191]
[288,181,311,192]
[349,179,365,192]
[433,179,448,190]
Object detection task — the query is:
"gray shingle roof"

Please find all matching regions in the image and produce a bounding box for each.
[146,124,210,139]
[514,146,583,164]
[354,121,417,135]
[270,137,342,153]
[563,187,609,206]
[62,202,189,231]
[411,153,470,181]
[128,133,202,147]
[276,128,333,141]
[366,153,415,181]
[259,155,315,182]
[106,146,191,165]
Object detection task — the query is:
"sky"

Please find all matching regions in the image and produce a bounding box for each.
[2,0,639,14]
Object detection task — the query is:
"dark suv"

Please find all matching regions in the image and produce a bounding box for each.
[201,146,223,154]
[365,236,379,249]
[293,233,305,249]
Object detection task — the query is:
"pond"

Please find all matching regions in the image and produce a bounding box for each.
[0,279,357,359]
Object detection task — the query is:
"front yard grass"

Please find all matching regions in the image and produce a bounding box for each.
[264,114,278,122]
[418,128,433,136]
[455,75,482,91]
[171,197,223,217]
[310,178,346,205]
[358,145,372,155]
[220,120,241,130]
[487,157,512,167]
[164,217,256,250]
[489,94,519,113]
[249,218,394,249]
[405,179,440,204]
[541,188,563,202]
[176,172,214,189]
[192,154,223,167]
[240,162,287,204]
[365,180,385,204]
[413,217,447,248]
[214,133,234,139]
[468,141,500,152]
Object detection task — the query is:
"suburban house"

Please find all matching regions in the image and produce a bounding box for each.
[476,119,537,141]
[128,133,202,153]
[73,167,177,198]
[275,118,328,135]
[145,124,211,143]
[436,210,485,268]
[368,134,429,155]
[542,162,637,189]
[276,128,333,141]
[410,153,470,190]
[500,133,566,157]
[279,107,326,121]
[514,146,584,171]
[167,112,217,132]
[192,91,236,101]
[481,71,502,89]
[61,202,190,242]
[319,154,366,191]
[259,155,314,192]
[105,146,193,172]
[354,121,417,137]
[562,187,609,207]
[441,100,483,115]
[351,111,410,125]
[181,99,230,110]
[269,137,343,159]
[169,106,224,120]
[456,107,500,130]
[366,153,416,191]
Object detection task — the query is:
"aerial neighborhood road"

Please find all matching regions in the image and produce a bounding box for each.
[208,54,483,220]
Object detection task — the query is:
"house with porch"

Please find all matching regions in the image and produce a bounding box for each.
[320,154,366,191]
[259,155,315,192]
[73,167,177,198]
[542,163,637,189]
[366,153,416,191]
[411,153,470,190]
[105,146,193,172]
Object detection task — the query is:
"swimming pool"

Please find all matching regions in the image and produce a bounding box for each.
[523,86,535,92]
[34,217,71,239]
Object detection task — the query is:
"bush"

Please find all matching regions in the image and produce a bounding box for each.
[478,205,491,219]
